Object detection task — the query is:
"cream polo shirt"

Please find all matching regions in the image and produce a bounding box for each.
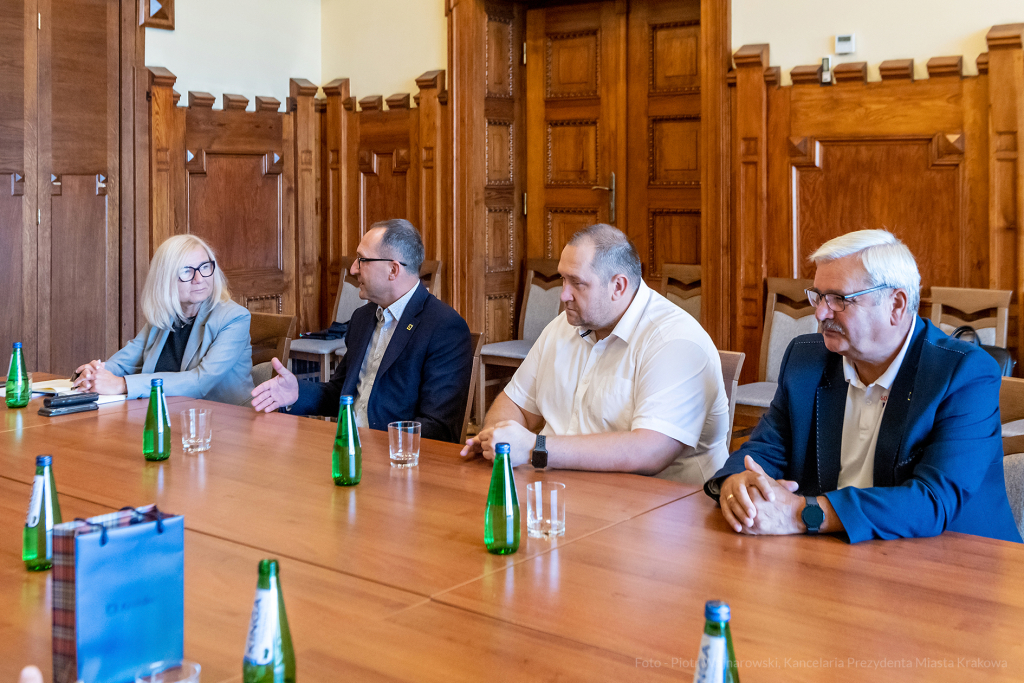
[837,316,916,489]
[503,281,731,485]
[353,281,419,428]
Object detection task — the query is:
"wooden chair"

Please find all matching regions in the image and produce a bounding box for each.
[930,287,1012,348]
[420,259,443,298]
[733,277,816,431]
[999,376,1024,538]
[718,350,745,438]
[250,312,296,387]
[478,259,563,422]
[461,332,485,444]
[659,264,701,323]
[290,256,364,381]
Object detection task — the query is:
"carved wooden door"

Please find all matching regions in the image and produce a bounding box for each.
[525,2,626,261]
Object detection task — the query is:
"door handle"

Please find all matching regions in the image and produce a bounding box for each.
[591,171,616,224]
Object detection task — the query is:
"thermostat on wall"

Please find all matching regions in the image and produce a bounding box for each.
[835,34,855,55]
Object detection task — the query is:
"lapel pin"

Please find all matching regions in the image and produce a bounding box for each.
[407,324,414,331]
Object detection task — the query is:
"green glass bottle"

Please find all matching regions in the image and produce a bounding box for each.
[243,559,296,683]
[143,378,172,461]
[484,442,520,555]
[23,455,63,571]
[5,341,31,409]
[693,600,740,683]
[331,394,361,486]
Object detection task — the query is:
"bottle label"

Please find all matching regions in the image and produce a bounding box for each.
[693,633,726,683]
[25,475,44,527]
[244,586,278,666]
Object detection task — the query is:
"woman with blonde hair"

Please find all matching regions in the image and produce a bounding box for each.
[73,235,254,404]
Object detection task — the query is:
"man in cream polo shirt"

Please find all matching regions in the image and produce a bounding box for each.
[461,223,730,486]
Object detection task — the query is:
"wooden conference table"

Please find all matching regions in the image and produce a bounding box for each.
[0,390,1022,681]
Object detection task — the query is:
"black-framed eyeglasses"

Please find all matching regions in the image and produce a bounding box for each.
[805,284,892,312]
[178,260,216,283]
[356,257,407,267]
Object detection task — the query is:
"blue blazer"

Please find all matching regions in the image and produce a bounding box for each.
[105,298,255,406]
[708,317,1021,543]
[290,284,473,443]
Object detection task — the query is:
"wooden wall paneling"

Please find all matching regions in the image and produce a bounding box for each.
[448,0,488,336]
[699,0,732,348]
[38,0,121,374]
[482,1,523,344]
[147,67,181,260]
[416,69,452,303]
[765,71,791,281]
[355,94,419,234]
[732,44,768,383]
[290,78,320,333]
[320,78,354,325]
[122,0,147,346]
[626,0,702,286]
[182,90,295,317]
[986,24,1024,359]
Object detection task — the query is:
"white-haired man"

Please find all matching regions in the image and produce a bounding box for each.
[706,229,1021,543]
[461,223,730,486]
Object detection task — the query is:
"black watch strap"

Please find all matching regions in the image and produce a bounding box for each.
[531,434,548,469]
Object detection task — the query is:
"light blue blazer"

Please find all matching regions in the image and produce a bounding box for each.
[105,298,255,405]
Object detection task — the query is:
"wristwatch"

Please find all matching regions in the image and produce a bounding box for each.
[801,496,825,535]
[531,435,548,470]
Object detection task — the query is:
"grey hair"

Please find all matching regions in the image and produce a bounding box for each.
[567,223,642,293]
[809,229,921,312]
[371,219,425,275]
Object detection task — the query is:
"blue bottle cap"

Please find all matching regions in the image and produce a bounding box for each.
[36,455,52,467]
[339,395,354,406]
[151,378,163,387]
[12,342,22,349]
[705,600,730,622]
[495,442,511,455]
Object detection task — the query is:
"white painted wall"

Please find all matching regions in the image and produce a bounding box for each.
[145,0,321,110]
[320,0,447,100]
[733,0,1024,85]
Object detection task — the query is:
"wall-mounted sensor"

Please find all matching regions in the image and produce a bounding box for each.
[821,56,833,85]
[835,34,855,55]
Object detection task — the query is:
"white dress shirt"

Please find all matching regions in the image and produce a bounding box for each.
[837,316,916,489]
[354,282,420,428]
[504,281,731,485]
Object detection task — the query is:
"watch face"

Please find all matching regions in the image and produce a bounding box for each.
[802,502,825,529]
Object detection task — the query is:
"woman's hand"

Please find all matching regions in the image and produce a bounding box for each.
[72,361,126,395]
[72,360,104,391]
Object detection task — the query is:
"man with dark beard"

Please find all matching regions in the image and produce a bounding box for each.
[704,229,1021,544]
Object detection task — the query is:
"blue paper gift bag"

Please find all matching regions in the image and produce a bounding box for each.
[52,505,184,683]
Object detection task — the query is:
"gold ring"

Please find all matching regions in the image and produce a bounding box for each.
[727,494,735,501]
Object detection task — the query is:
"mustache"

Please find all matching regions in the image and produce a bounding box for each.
[821,320,846,336]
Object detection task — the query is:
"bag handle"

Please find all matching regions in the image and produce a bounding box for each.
[72,506,170,547]
[949,325,981,346]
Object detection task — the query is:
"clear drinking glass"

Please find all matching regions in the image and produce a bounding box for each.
[527,481,565,538]
[179,408,213,453]
[388,421,421,468]
[135,660,201,683]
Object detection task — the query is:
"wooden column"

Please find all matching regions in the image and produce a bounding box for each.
[320,78,356,324]
[986,24,1024,354]
[416,70,450,303]
[700,0,732,348]
[447,0,487,330]
[733,44,769,382]
[147,67,183,259]
[290,78,320,333]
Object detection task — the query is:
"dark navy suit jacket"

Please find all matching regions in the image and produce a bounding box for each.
[290,284,473,443]
[707,317,1021,543]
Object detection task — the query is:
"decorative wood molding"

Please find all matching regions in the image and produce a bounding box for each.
[358,150,377,175]
[147,66,177,89]
[185,149,206,175]
[386,93,411,110]
[790,64,822,85]
[987,23,1024,49]
[545,119,599,187]
[545,208,598,258]
[263,152,284,176]
[343,97,356,111]
[50,174,62,196]
[484,293,515,341]
[545,30,600,99]
[289,78,318,97]
[788,137,821,169]
[648,115,701,186]
[139,0,173,30]
[485,120,514,186]
[95,174,108,196]
[833,62,867,84]
[172,90,181,105]
[725,70,737,86]
[223,94,249,111]
[926,56,963,79]
[242,293,283,314]
[416,70,445,90]
[359,96,384,112]
[485,207,515,273]
[255,96,280,113]
[649,20,701,94]
[188,92,215,109]
[393,148,411,174]
[314,100,327,113]
[764,67,780,86]
[879,59,914,81]
[10,173,24,197]
[321,78,349,97]
[930,132,965,167]
[485,13,514,99]
[647,209,699,277]
[977,52,990,75]
[733,44,769,68]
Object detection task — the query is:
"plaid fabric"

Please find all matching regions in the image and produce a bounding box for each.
[51,505,164,683]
